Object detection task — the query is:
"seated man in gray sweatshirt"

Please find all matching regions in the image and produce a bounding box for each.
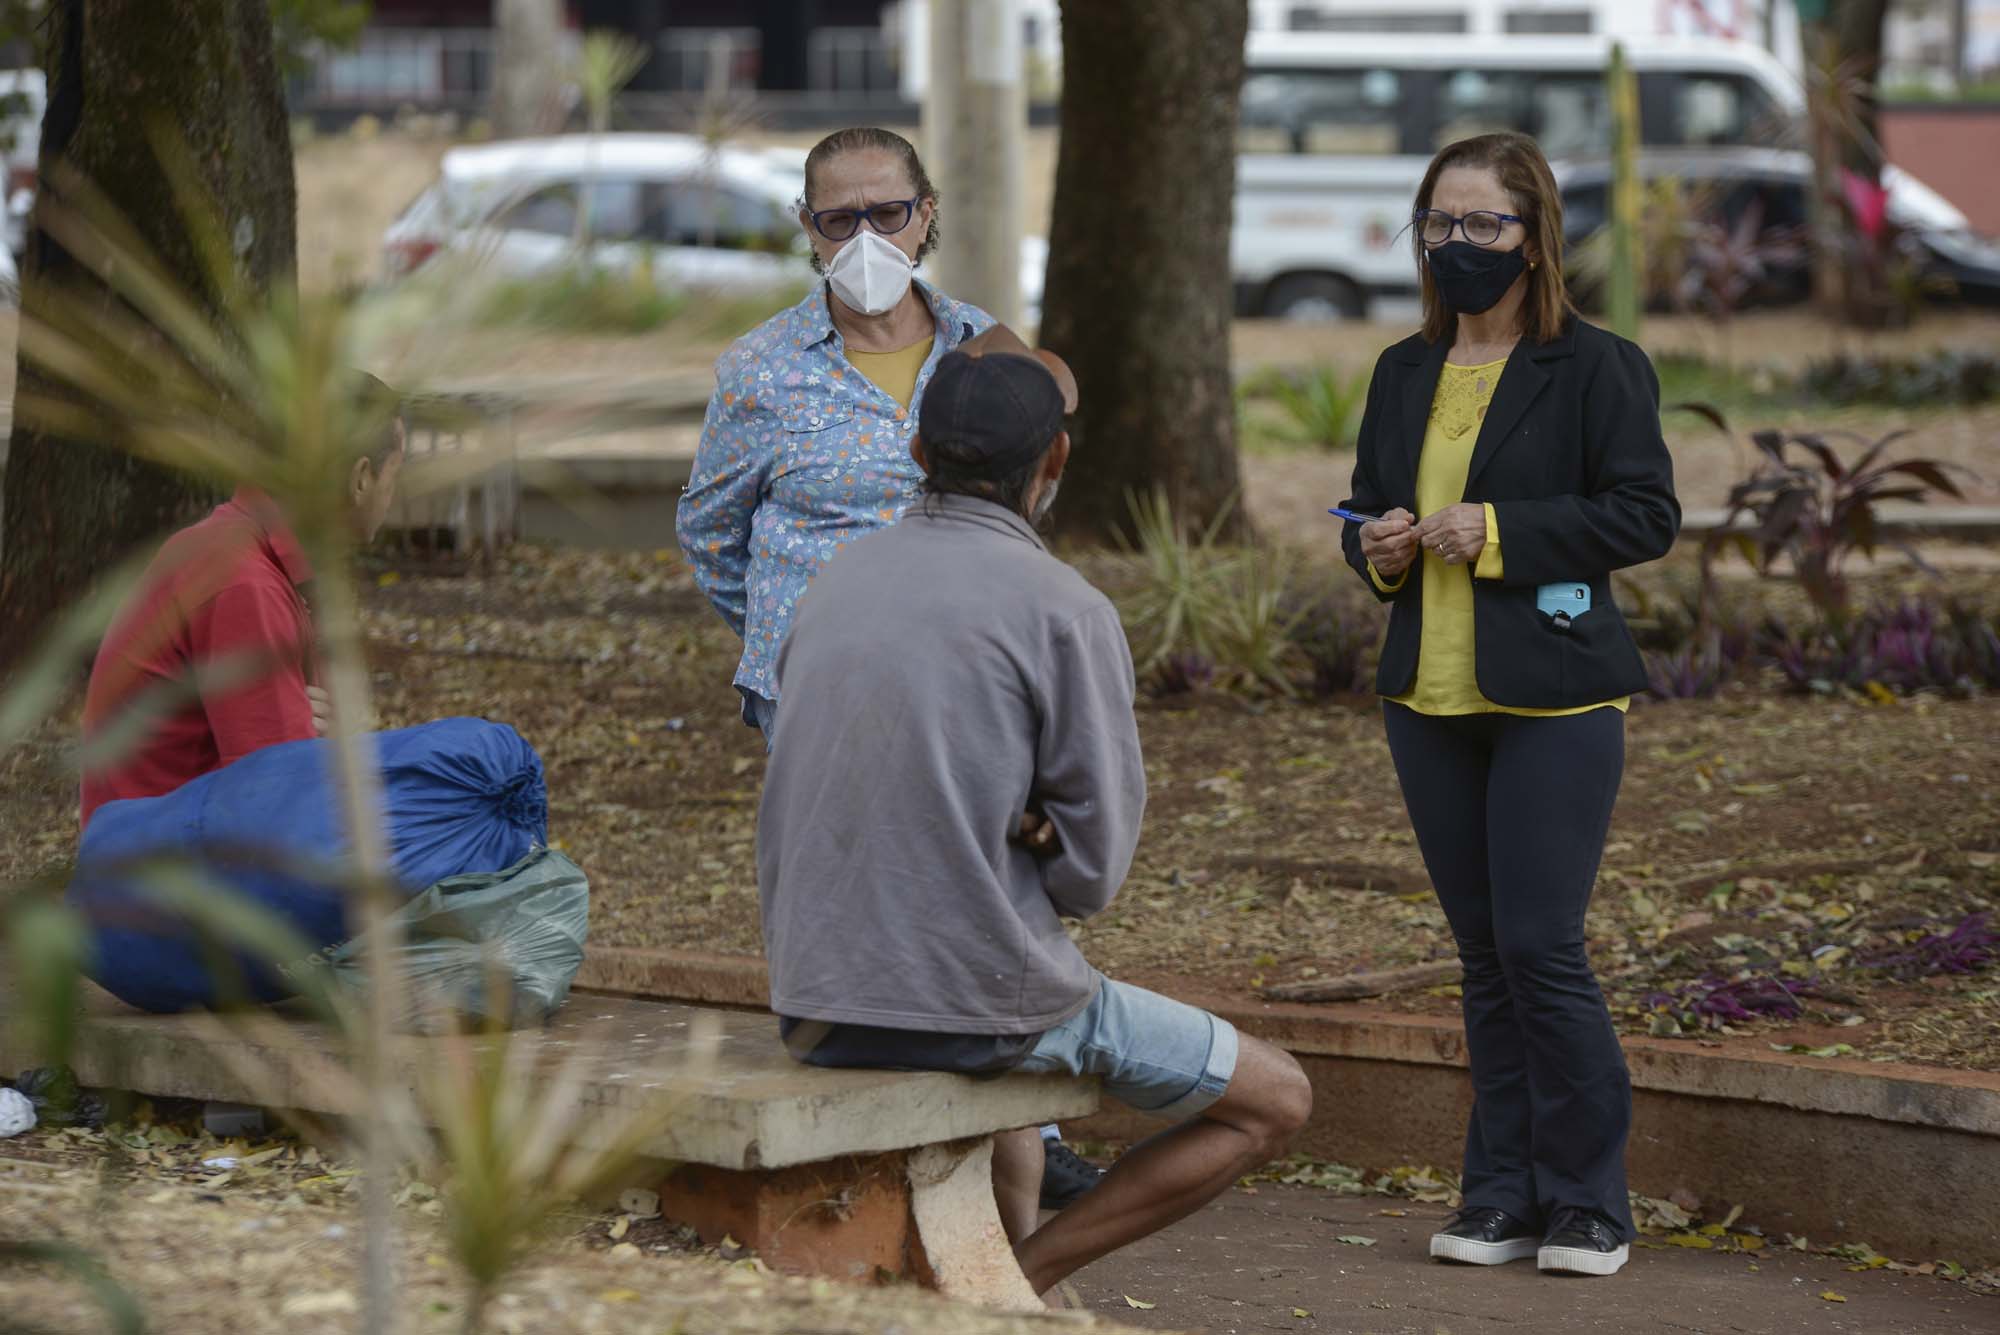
[756,342,1313,1300]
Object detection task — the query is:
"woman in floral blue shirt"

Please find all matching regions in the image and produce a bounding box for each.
[677,127,995,743]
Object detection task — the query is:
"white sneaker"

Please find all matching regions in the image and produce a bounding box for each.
[1537,1208,1629,1276]
[1428,1206,1541,1265]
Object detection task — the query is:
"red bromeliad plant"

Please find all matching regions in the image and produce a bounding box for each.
[1682,405,1965,624]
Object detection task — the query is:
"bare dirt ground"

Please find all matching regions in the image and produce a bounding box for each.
[1241,399,2000,545]
[4,1103,1991,1334]
[3,129,1997,1335]
[0,1102,1129,1335]
[6,548,1993,1072]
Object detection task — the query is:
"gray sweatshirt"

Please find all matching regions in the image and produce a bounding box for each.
[756,493,1146,1034]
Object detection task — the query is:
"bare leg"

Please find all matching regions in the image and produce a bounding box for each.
[1013,1035,1312,1295]
[990,1126,1046,1246]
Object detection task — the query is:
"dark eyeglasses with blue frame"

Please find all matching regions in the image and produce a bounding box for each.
[806,197,922,242]
[1414,208,1524,246]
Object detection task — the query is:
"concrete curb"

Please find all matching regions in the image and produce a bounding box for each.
[577,946,2000,1262]
[1680,505,2000,542]
[576,946,2000,1135]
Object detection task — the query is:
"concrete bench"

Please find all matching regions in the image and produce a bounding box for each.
[0,986,1098,1311]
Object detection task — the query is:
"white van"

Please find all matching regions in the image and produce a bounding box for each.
[0,68,45,259]
[1233,34,1857,320]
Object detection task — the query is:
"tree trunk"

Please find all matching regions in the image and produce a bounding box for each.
[1041,0,1249,545]
[493,0,568,139]
[0,0,297,666]
[1800,0,1897,327]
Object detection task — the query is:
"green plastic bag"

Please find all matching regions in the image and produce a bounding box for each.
[325,848,589,1032]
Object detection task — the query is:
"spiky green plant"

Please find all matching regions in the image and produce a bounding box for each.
[570,30,649,252]
[1268,366,1368,451]
[5,131,761,1332]
[1117,487,1304,694]
[576,30,646,137]
[1605,41,1642,341]
[1119,484,1236,674]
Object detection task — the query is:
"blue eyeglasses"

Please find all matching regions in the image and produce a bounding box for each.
[806,197,921,242]
[1415,208,1524,246]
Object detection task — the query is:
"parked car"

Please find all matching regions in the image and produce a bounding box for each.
[1228,33,1981,321]
[1555,147,2000,311]
[0,68,46,260]
[383,132,1047,322]
[382,134,812,293]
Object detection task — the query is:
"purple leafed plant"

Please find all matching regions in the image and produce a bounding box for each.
[1867,600,1958,693]
[1758,597,2000,698]
[1149,651,1216,698]
[1645,640,1729,700]
[1947,600,2000,689]
[1681,408,1967,623]
[1281,592,1376,698]
[1866,913,1997,979]
[1645,974,1812,1028]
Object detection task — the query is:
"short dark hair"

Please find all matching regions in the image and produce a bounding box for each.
[345,370,407,468]
[801,127,940,270]
[921,439,1051,518]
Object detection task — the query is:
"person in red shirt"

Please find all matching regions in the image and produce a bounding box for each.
[79,377,407,829]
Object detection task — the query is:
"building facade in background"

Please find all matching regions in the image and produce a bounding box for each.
[288,0,1996,122]
[294,0,918,118]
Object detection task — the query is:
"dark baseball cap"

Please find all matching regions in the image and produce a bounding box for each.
[917,349,1066,481]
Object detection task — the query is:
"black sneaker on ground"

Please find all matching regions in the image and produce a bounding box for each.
[1538,1206,1630,1276]
[1428,1206,1541,1265]
[1038,1140,1104,1210]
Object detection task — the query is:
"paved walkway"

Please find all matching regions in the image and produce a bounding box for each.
[1068,1186,1996,1334]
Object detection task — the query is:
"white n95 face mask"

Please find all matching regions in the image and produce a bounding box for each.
[826,228,916,316]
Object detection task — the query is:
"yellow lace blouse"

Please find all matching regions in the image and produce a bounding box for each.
[1373,359,1630,718]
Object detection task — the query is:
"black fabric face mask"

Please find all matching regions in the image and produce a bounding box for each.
[1425,240,1528,316]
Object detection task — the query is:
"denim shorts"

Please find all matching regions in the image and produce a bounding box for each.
[1016,973,1239,1121]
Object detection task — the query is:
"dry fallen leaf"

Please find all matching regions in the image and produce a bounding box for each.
[1293,1307,1313,1319]
[608,1215,630,1240]
[1820,1291,1847,1303]
[1124,1295,1156,1310]
[619,1187,662,1218]
[280,1292,357,1317]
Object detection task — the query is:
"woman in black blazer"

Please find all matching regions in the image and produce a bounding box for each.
[1336,132,1679,1278]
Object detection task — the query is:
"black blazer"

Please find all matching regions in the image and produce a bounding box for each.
[1339,319,1681,710]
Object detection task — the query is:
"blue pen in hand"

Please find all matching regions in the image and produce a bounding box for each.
[1327,506,1387,525]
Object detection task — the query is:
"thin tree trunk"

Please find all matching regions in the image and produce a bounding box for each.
[1041,0,1249,545]
[0,0,296,668]
[492,0,568,139]
[1800,0,1897,328]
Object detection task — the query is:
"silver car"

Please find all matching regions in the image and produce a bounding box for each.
[382,133,815,294]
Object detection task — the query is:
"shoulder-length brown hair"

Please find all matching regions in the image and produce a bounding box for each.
[1414,132,1574,345]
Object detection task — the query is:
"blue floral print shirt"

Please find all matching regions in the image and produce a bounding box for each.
[677,280,995,713]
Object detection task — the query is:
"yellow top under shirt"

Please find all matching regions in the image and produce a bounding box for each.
[845,336,935,410]
[1373,359,1629,718]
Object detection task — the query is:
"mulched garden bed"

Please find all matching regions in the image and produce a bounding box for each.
[4,547,1994,1071]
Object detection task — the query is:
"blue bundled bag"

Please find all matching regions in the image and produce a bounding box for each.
[67,717,548,1013]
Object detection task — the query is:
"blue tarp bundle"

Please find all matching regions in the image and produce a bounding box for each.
[67,718,548,1013]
